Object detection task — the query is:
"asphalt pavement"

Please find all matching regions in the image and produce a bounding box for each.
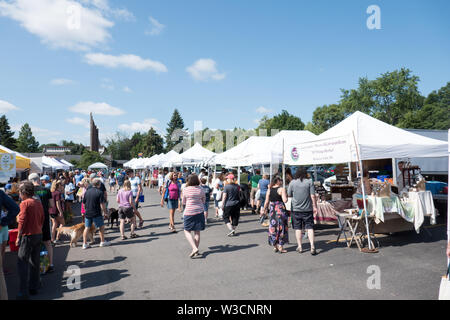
[4,187,448,300]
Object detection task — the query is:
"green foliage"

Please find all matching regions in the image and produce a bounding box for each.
[78,150,105,170]
[0,115,16,149]
[106,128,165,160]
[165,109,186,151]
[257,110,305,134]
[16,123,39,152]
[61,140,86,155]
[398,82,450,130]
[339,68,424,126]
[311,104,348,134]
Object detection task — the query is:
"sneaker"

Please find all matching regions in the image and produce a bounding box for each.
[82,243,91,250]
[100,241,111,247]
[227,230,236,237]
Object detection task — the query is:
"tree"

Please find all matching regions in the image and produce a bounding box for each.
[143,128,164,156]
[78,150,105,170]
[257,110,305,134]
[61,140,86,155]
[0,115,16,149]
[311,104,348,134]
[106,132,133,160]
[16,123,39,152]
[165,109,187,151]
[398,82,450,130]
[339,68,424,126]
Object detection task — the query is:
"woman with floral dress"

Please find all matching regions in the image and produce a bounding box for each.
[263,176,289,253]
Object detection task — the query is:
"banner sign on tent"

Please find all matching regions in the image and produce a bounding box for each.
[0,153,16,183]
[285,134,357,165]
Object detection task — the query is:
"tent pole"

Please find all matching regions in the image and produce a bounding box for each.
[352,131,373,251]
[447,129,450,265]
[392,158,397,186]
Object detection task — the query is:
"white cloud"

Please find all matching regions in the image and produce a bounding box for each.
[50,78,76,86]
[80,0,135,21]
[69,101,125,116]
[0,0,114,51]
[84,53,168,72]
[0,100,20,113]
[146,16,165,36]
[256,106,273,114]
[66,117,90,128]
[123,86,132,93]
[118,118,159,133]
[186,59,226,81]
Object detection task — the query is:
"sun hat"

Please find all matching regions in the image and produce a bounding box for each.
[28,173,40,181]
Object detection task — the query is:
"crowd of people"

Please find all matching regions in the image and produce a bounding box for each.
[7,164,426,300]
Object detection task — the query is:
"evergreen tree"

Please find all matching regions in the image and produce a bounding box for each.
[16,123,39,152]
[0,115,16,149]
[165,109,187,151]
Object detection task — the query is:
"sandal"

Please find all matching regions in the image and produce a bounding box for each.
[278,246,287,254]
[296,247,303,254]
[130,234,139,239]
[121,236,128,240]
[273,247,279,253]
[189,250,199,258]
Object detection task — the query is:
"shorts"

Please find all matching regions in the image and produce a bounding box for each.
[259,192,267,202]
[250,187,258,200]
[223,204,240,227]
[184,213,205,231]
[42,214,51,242]
[119,207,134,219]
[0,226,8,243]
[85,215,105,229]
[213,194,220,208]
[291,211,314,230]
[203,201,209,212]
[167,199,179,209]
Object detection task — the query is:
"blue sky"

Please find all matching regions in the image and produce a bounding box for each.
[0,0,449,146]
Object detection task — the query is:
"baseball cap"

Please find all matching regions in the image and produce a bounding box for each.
[227,174,235,180]
[28,173,40,181]
[40,175,50,181]
[5,184,12,190]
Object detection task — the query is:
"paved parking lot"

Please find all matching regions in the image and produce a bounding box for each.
[4,188,448,300]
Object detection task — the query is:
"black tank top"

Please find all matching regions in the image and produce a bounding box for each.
[269,187,283,202]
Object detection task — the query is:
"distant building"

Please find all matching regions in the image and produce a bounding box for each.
[42,146,71,155]
[90,113,100,152]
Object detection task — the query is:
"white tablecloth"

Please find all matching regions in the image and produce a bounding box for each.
[403,191,436,232]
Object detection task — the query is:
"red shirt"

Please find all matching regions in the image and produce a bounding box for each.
[18,198,45,236]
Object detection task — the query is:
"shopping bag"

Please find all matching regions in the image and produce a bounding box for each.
[139,195,145,203]
[439,264,450,300]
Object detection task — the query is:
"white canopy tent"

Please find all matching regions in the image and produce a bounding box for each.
[58,158,74,168]
[284,111,448,165]
[42,156,70,170]
[157,150,183,168]
[177,143,216,165]
[88,162,108,170]
[283,111,448,251]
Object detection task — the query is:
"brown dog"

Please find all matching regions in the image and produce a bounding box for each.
[57,223,96,247]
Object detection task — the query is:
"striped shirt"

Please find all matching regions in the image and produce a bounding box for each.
[182,186,206,216]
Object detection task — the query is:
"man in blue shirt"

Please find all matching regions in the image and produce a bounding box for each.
[0,190,20,300]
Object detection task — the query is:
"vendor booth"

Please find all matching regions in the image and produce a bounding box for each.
[88,162,108,170]
[284,111,448,251]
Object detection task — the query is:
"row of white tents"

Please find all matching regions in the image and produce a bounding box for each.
[124,111,449,173]
[31,156,75,172]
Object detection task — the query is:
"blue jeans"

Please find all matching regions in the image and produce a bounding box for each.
[85,215,104,228]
